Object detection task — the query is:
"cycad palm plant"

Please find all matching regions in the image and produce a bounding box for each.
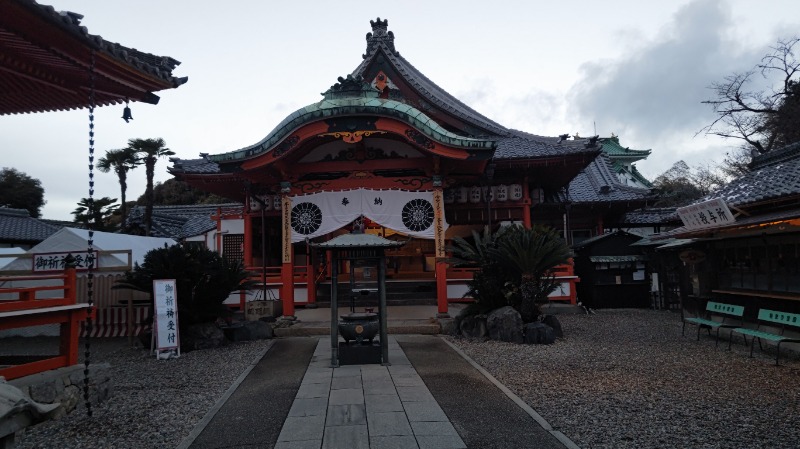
[448,226,510,314]
[488,224,572,322]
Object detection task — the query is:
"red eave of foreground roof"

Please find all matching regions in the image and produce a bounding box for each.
[0,0,187,115]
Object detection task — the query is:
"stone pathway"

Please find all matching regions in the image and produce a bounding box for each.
[275,337,466,449]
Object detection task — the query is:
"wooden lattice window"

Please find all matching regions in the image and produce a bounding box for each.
[222,234,244,263]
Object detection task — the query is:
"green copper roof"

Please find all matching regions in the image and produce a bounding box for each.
[208,78,496,163]
[599,136,651,160]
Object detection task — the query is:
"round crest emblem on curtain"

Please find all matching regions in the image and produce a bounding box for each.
[291,202,323,235]
[401,199,434,232]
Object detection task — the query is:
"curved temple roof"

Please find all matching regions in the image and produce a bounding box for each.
[208,75,497,164]
[171,18,603,176]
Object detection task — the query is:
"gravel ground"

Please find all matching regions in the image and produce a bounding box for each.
[447,309,800,449]
[12,338,272,449]
[8,310,800,449]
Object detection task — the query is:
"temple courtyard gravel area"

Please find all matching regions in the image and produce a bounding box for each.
[447,309,800,449]
[9,309,800,449]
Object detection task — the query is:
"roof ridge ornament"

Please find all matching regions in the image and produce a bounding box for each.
[363,17,398,59]
[322,75,380,100]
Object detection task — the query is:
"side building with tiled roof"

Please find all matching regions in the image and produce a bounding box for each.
[656,141,800,315]
[0,207,62,249]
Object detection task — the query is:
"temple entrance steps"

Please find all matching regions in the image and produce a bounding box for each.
[313,280,437,307]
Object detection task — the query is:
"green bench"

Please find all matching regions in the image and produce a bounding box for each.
[728,309,800,365]
[682,301,744,347]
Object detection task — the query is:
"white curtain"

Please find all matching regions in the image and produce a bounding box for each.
[289,189,445,242]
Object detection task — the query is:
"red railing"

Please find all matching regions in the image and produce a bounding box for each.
[0,267,93,380]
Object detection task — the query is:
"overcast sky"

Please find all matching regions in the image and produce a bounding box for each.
[3,0,799,220]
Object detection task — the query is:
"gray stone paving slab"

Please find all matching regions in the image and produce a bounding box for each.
[296,381,331,399]
[410,421,460,436]
[365,393,404,413]
[415,435,467,449]
[322,424,369,449]
[363,379,396,395]
[278,415,325,442]
[361,366,391,376]
[370,435,420,449]
[331,375,362,390]
[332,365,361,377]
[303,368,333,383]
[329,387,364,405]
[368,411,413,436]
[396,385,436,402]
[288,398,329,417]
[326,404,367,426]
[274,439,323,449]
[402,401,448,422]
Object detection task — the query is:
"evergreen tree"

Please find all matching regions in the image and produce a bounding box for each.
[0,168,45,218]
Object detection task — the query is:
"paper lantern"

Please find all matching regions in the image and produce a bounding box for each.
[496,185,508,202]
[509,184,523,201]
[469,186,482,203]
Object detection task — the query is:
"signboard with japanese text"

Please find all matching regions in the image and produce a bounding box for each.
[153,279,179,354]
[677,198,735,231]
[32,251,96,273]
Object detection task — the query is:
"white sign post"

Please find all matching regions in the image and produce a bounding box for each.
[677,198,735,231]
[152,279,180,359]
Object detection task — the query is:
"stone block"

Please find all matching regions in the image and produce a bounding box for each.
[523,322,556,344]
[487,306,524,343]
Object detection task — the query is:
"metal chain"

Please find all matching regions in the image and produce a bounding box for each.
[83,49,96,417]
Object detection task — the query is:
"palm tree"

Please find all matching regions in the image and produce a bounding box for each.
[488,225,573,322]
[97,147,139,226]
[126,138,174,236]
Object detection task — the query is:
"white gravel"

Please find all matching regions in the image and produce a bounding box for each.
[14,339,272,449]
[446,309,800,449]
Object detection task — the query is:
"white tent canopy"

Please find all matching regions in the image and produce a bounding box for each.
[1,228,176,273]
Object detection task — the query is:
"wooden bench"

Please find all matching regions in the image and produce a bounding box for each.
[728,309,800,365]
[682,301,744,347]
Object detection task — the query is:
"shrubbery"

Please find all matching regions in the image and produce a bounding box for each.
[115,244,255,330]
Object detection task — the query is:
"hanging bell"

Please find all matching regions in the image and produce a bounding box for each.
[122,102,133,123]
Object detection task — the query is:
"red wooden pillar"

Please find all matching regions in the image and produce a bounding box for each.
[280,191,295,317]
[306,250,316,304]
[244,213,253,267]
[522,176,532,229]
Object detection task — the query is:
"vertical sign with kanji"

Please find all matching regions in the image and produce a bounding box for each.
[153,279,179,357]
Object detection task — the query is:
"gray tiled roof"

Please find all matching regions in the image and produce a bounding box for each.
[621,208,680,225]
[352,19,506,137]
[25,1,186,87]
[168,156,220,175]
[0,207,60,243]
[708,141,800,207]
[125,204,243,239]
[495,130,601,159]
[551,154,651,204]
